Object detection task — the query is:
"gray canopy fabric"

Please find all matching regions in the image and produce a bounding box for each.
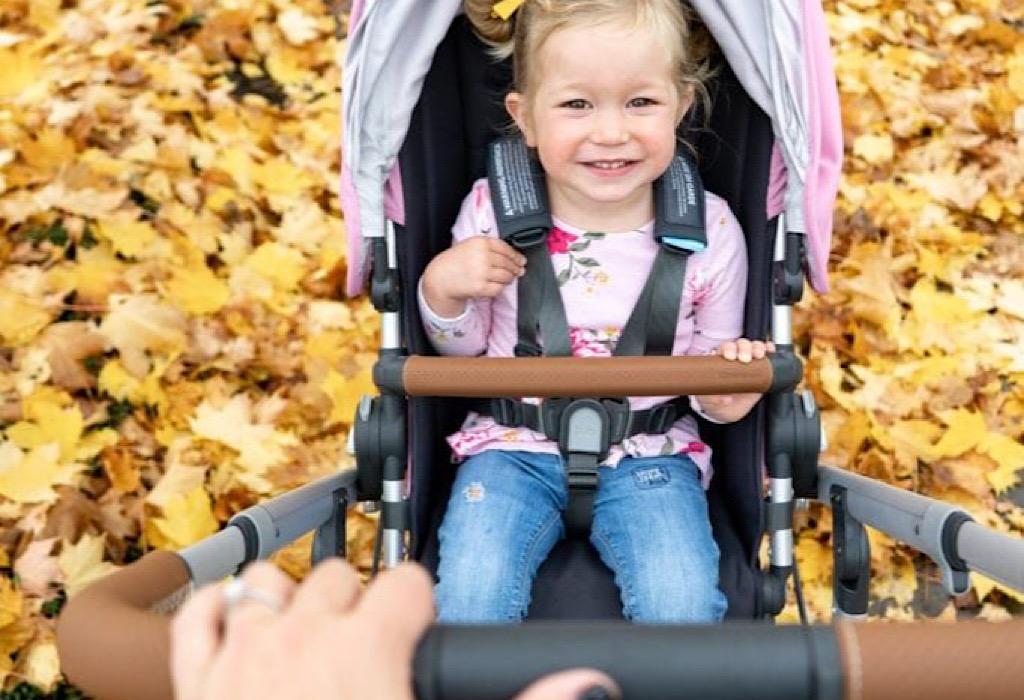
[341,0,842,295]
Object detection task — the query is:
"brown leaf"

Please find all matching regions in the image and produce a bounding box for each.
[37,322,106,390]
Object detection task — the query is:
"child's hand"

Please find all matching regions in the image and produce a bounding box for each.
[696,339,776,423]
[422,236,526,317]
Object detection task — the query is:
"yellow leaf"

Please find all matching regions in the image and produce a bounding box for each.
[0,443,82,506]
[99,294,187,376]
[244,242,307,293]
[980,433,1024,494]
[852,133,894,164]
[47,244,126,305]
[163,262,230,315]
[19,129,75,172]
[1007,48,1024,100]
[8,393,83,461]
[149,487,219,550]
[320,368,377,425]
[146,463,207,509]
[58,533,119,598]
[96,217,158,258]
[255,157,314,196]
[98,359,143,401]
[931,409,987,458]
[973,573,1024,605]
[0,289,51,347]
[190,395,298,474]
[0,45,42,99]
[21,641,61,692]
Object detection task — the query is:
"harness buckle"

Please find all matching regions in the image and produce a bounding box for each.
[505,227,548,250]
[556,399,612,460]
[513,341,543,358]
[647,402,678,434]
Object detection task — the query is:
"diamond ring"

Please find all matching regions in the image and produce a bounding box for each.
[221,578,285,614]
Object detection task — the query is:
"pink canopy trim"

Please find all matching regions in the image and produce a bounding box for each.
[801,0,843,293]
[766,142,786,220]
[342,164,405,297]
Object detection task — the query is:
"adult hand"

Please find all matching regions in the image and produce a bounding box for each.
[422,236,526,316]
[171,559,619,700]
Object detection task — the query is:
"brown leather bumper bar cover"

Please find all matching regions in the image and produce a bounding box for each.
[56,550,188,700]
[56,554,1024,700]
[836,618,1024,700]
[390,355,782,398]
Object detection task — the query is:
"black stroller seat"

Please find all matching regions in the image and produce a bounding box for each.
[400,16,777,620]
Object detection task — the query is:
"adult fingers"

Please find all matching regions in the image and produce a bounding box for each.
[222,561,296,640]
[288,558,362,617]
[355,563,435,650]
[514,669,621,700]
[170,582,225,700]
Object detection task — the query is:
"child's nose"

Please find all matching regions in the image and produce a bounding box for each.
[591,109,628,145]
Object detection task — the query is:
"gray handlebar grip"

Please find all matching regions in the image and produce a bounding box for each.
[413,622,843,700]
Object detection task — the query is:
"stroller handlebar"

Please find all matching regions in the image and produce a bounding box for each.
[377,353,800,398]
[57,551,1024,700]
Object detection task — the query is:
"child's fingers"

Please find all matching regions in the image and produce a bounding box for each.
[738,338,755,362]
[718,341,738,360]
[493,238,528,267]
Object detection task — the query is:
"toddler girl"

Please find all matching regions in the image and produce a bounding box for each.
[418,0,772,623]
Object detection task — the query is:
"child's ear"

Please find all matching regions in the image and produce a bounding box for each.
[675,86,696,125]
[505,92,537,147]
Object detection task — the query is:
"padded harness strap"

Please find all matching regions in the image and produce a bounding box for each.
[485,135,708,537]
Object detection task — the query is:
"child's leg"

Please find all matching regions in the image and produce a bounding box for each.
[435,450,566,622]
[590,455,728,622]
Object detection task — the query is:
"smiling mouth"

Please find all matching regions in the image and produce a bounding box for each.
[584,160,638,170]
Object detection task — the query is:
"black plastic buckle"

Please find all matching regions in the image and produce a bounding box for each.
[646,402,677,435]
[505,227,548,250]
[490,398,524,427]
[557,399,612,460]
[513,341,543,358]
[600,399,632,442]
[538,398,571,440]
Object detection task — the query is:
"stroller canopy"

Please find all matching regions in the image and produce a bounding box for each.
[340,0,842,295]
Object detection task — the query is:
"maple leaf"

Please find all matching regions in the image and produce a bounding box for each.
[13,538,61,598]
[189,394,299,476]
[58,533,119,598]
[147,486,219,550]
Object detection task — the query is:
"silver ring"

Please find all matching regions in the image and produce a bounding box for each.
[222,578,284,614]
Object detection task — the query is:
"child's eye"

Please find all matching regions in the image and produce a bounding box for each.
[628,97,657,108]
[560,99,590,109]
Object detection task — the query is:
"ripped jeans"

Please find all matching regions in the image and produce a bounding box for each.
[434,450,728,623]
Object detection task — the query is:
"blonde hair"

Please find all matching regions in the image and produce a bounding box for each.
[464,0,713,119]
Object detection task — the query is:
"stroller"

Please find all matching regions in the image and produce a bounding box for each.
[57,1,1024,699]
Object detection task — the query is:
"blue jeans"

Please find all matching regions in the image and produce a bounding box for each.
[434,450,728,623]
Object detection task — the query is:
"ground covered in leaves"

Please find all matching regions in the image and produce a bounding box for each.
[0,0,1021,694]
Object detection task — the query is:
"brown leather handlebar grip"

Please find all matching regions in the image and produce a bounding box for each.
[57,550,188,700]
[836,618,1024,700]
[388,355,781,398]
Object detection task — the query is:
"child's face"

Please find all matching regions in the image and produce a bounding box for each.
[506,22,691,221]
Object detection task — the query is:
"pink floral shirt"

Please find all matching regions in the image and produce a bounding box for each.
[417,178,747,489]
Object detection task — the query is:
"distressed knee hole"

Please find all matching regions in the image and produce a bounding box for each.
[463,481,486,502]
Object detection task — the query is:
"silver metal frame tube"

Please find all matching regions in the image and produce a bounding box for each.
[382,478,406,567]
[381,220,401,350]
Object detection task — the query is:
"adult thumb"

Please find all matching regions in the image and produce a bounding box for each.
[513,669,621,700]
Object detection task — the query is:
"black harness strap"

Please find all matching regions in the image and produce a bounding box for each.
[485,136,709,537]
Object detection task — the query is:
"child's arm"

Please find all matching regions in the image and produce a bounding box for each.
[418,236,525,356]
[418,179,525,357]
[692,339,775,423]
